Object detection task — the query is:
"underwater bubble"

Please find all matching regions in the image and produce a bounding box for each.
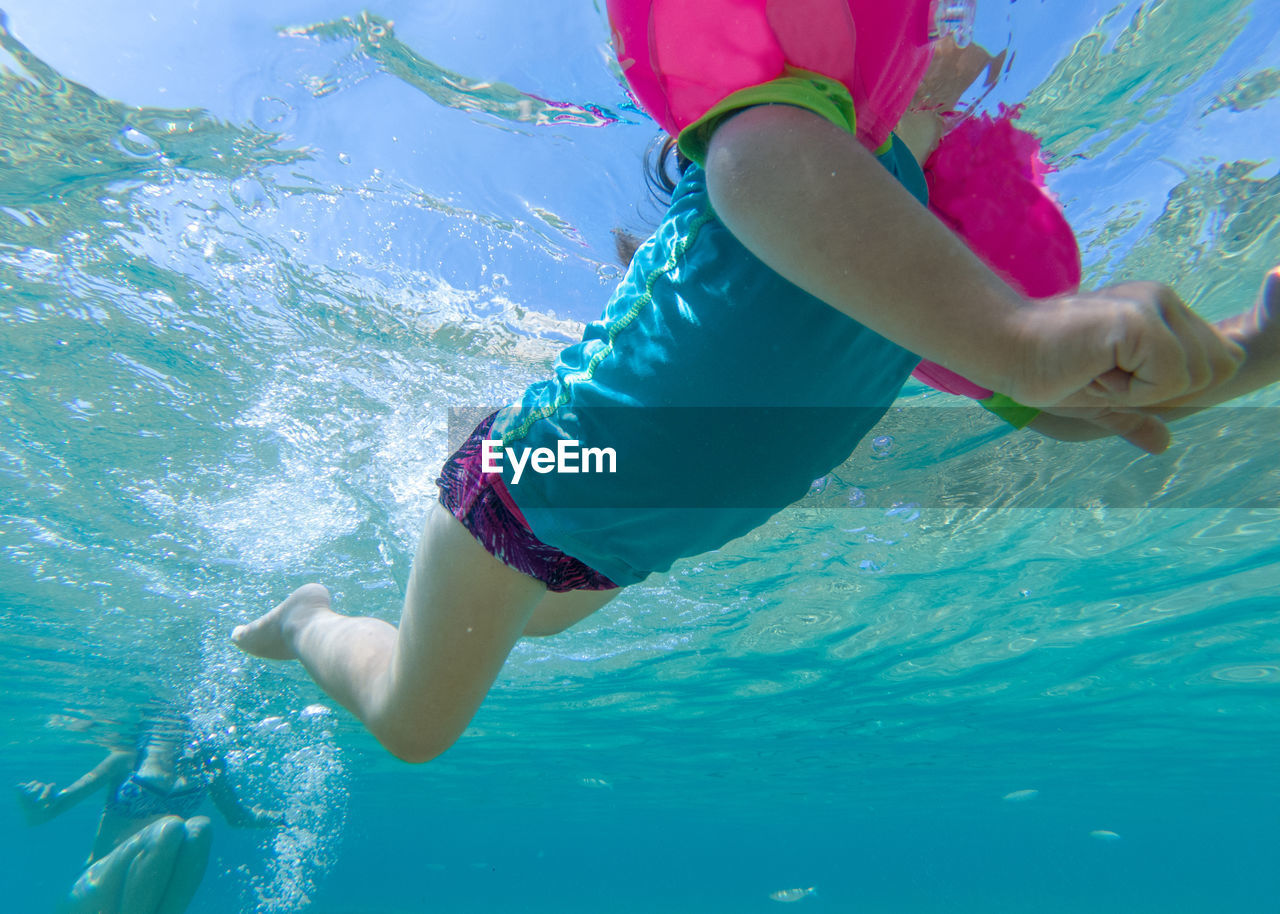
[870,434,895,458]
[769,887,817,903]
[885,501,920,522]
[1089,829,1121,841]
[230,177,270,212]
[337,152,352,165]
[65,398,95,418]
[254,715,289,733]
[251,95,297,132]
[298,704,333,720]
[116,126,162,159]
[1002,789,1039,802]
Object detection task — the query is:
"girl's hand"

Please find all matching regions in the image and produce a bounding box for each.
[15,780,59,824]
[1028,406,1172,454]
[1023,269,1278,452]
[912,36,1005,115]
[1148,266,1280,409]
[1004,282,1245,415]
[249,805,287,828]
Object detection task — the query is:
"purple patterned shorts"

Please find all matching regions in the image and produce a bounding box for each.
[436,412,618,593]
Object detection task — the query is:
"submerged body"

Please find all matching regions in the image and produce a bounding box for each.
[231,0,1278,765]
[17,732,278,914]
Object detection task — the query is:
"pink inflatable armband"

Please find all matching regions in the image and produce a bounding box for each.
[608,0,935,152]
[913,106,1082,399]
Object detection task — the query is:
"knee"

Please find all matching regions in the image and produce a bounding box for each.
[155,815,187,839]
[374,721,462,765]
[183,816,212,846]
[146,816,187,852]
[364,680,470,764]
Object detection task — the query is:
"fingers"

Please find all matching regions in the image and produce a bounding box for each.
[15,780,50,800]
[1161,285,1244,392]
[1084,410,1172,455]
[1155,291,1212,392]
[1260,267,1280,322]
[1107,283,1244,406]
[1087,367,1133,398]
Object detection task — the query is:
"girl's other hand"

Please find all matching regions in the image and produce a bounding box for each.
[250,805,287,828]
[1030,405,1172,454]
[15,780,58,824]
[1186,266,1280,389]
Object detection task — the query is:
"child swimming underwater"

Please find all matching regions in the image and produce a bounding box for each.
[233,0,1278,763]
[16,715,280,913]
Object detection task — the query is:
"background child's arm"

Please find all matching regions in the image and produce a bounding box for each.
[14,750,133,825]
[208,775,283,828]
[205,752,284,828]
[704,105,1243,438]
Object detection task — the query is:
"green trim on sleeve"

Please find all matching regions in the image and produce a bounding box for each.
[980,392,1041,429]
[676,69,858,167]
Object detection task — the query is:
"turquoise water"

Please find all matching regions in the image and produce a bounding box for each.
[1,0,1278,911]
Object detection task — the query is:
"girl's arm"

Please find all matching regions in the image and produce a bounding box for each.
[207,764,283,829]
[15,750,133,825]
[704,104,1244,447]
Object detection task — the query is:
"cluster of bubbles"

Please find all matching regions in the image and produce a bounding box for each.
[187,628,348,914]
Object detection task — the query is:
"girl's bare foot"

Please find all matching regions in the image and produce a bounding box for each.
[232,584,332,661]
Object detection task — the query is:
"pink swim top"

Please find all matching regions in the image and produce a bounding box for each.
[608,0,1082,405]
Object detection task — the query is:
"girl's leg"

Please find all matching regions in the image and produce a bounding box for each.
[522,587,621,637]
[64,817,185,914]
[154,817,212,914]
[233,503,549,762]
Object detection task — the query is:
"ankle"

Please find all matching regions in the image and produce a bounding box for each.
[280,592,332,646]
